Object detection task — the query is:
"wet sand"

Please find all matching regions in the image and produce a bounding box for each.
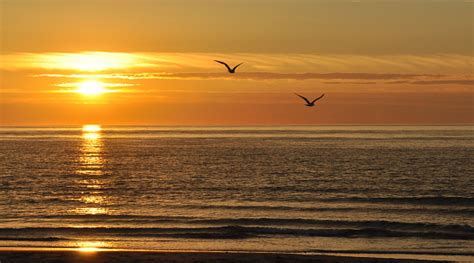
[0,250,443,263]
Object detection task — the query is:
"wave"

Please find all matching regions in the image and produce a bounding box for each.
[0,237,69,241]
[167,203,474,213]
[10,215,472,234]
[1,217,472,240]
[191,219,474,234]
[12,198,474,213]
[7,196,474,208]
[307,249,474,256]
[322,196,474,206]
[0,225,472,240]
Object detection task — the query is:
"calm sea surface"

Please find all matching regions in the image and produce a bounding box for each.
[0,126,473,259]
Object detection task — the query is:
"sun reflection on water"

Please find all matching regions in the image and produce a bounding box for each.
[82,124,102,132]
[73,207,109,215]
[79,125,104,176]
[82,132,101,140]
[76,241,109,253]
[72,125,110,215]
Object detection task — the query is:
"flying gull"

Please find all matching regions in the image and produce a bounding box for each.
[295,93,325,107]
[214,60,243,74]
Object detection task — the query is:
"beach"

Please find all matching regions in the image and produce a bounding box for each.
[0,250,446,263]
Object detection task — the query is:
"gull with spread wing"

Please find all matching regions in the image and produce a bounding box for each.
[295,93,325,107]
[214,60,243,74]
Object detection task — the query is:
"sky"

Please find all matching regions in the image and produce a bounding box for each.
[1,0,473,125]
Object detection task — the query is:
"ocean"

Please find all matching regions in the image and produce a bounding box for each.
[0,126,473,260]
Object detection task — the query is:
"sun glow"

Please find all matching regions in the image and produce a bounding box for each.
[76,80,108,95]
[55,80,130,95]
[43,52,138,71]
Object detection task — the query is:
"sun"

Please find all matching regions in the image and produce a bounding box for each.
[56,80,124,95]
[76,80,107,95]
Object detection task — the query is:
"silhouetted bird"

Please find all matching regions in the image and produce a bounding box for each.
[295,93,325,107]
[214,60,243,73]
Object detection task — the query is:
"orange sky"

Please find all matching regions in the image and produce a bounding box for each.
[1,0,473,125]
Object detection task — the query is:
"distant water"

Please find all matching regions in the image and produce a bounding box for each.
[0,126,473,259]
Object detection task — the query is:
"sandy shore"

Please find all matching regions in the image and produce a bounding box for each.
[0,250,444,263]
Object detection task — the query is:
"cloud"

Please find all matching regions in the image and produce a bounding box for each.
[33,72,474,85]
[387,79,474,85]
[54,82,135,87]
[35,72,444,80]
[2,52,472,74]
[323,81,377,85]
[4,52,471,88]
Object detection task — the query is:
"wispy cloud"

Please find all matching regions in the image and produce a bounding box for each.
[3,52,472,93]
[37,72,438,80]
[323,81,377,85]
[33,72,474,86]
[387,79,474,85]
[1,52,154,71]
[54,82,135,88]
[2,52,472,74]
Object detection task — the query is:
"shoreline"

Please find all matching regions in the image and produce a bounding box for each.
[0,249,449,263]
[0,248,469,262]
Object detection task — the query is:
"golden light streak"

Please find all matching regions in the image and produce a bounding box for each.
[76,241,109,253]
[78,247,99,253]
[82,125,102,133]
[79,125,104,176]
[54,81,132,95]
[72,125,110,215]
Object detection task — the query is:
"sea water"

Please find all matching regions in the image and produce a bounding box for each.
[0,126,473,260]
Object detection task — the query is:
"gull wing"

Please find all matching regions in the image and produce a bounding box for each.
[311,94,325,104]
[232,63,243,71]
[295,93,311,104]
[214,60,232,72]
